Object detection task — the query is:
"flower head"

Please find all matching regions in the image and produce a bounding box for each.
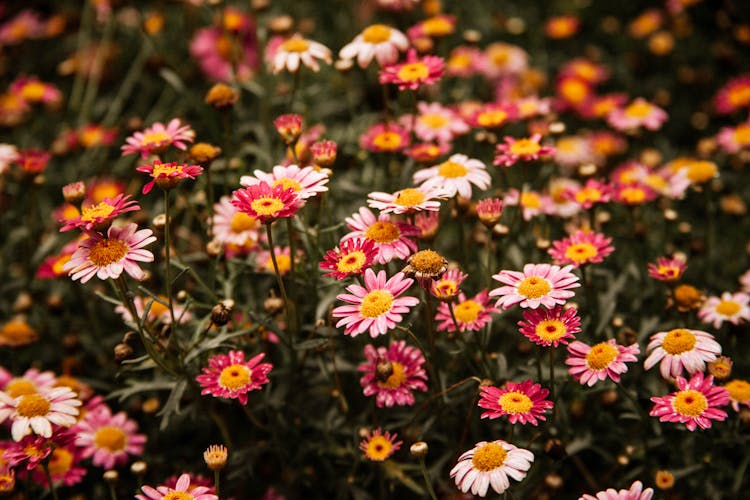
[272,114,303,144]
[478,379,553,425]
[579,480,654,500]
[518,305,580,347]
[607,98,668,131]
[715,75,750,114]
[320,238,377,280]
[121,118,195,158]
[644,328,721,379]
[717,121,750,154]
[450,440,534,497]
[342,207,418,265]
[401,249,447,280]
[649,372,729,431]
[231,181,299,224]
[358,340,427,407]
[725,379,750,412]
[360,122,411,153]
[137,473,218,500]
[413,154,490,199]
[272,34,331,73]
[136,160,204,194]
[430,269,467,301]
[0,386,81,441]
[493,134,556,167]
[367,185,448,214]
[490,263,580,310]
[196,350,273,405]
[74,402,146,469]
[59,194,140,232]
[406,101,469,144]
[698,292,750,328]
[360,428,402,461]
[435,290,498,332]
[339,24,409,68]
[379,49,444,91]
[647,257,687,283]
[240,164,329,202]
[476,197,504,227]
[211,196,261,249]
[566,339,640,386]
[548,229,614,267]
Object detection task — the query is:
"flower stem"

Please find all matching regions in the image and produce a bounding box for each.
[549,347,557,424]
[213,470,221,499]
[163,190,178,329]
[265,223,295,340]
[447,300,463,334]
[108,482,118,500]
[418,457,438,500]
[42,461,59,500]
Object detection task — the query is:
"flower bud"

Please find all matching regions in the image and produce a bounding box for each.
[410,441,428,458]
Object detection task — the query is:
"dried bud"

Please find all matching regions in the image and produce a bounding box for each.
[114,342,134,361]
[310,140,337,167]
[12,292,33,313]
[410,441,428,458]
[130,461,147,476]
[205,83,239,108]
[204,444,228,470]
[264,293,285,315]
[655,469,674,490]
[142,397,160,414]
[402,249,447,280]
[206,239,223,258]
[707,356,733,380]
[544,438,566,459]
[273,114,303,145]
[600,389,618,406]
[103,470,119,483]
[189,143,222,165]
[62,181,86,204]
[375,360,394,383]
[211,300,234,326]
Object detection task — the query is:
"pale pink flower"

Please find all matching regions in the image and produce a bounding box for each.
[358,340,427,407]
[450,440,534,497]
[493,134,556,167]
[579,480,654,500]
[717,122,750,154]
[644,328,721,379]
[189,19,258,81]
[405,101,469,143]
[413,154,490,199]
[435,290,497,332]
[137,473,218,500]
[698,292,750,328]
[342,207,419,265]
[490,263,580,310]
[211,196,261,249]
[649,372,729,431]
[367,185,448,214]
[566,339,640,386]
[548,230,614,268]
[196,350,273,405]
[339,24,409,68]
[75,403,146,469]
[240,164,329,202]
[121,119,195,158]
[114,295,192,326]
[378,49,444,90]
[272,34,331,73]
[607,98,668,131]
[0,386,81,441]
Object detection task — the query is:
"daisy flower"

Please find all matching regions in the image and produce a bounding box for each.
[482,42,528,77]
[725,379,750,411]
[367,185,448,214]
[698,292,750,328]
[413,154,491,199]
[379,48,445,91]
[450,440,534,497]
[446,46,484,78]
[320,238,377,280]
[478,379,553,425]
[339,24,408,68]
[332,269,419,338]
[493,134,556,167]
[554,136,596,169]
[359,122,411,153]
[518,305,580,347]
[63,223,156,283]
[401,249,447,280]
[490,263,580,310]
[568,179,612,209]
[579,480,654,500]
[607,98,668,131]
[272,34,332,73]
[136,160,203,195]
[714,75,750,114]
[189,21,257,82]
[547,178,581,218]
[555,75,594,109]
[196,350,272,405]
[406,101,469,143]
[121,118,195,158]
[644,328,721,379]
[566,339,640,386]
[647,257,686,283]
[10,75,62,106]
[0,386,81,441]
[435,290,498,332]
[137,473,218,500]
[74,403,146,469]
[407,14,456,41]
[430,269,467,301]
[342,207,419,265]
[272,114,302,144]
[468,103,516,129]
[33,445,86,487]
[255,246,296,275]
[1,368,56,398]
[211,196,261,248]
[359,428,402,461]
[545,15,580,39]
[548,229,614,268]
[59,194,140,232]
[358,340,427,407]
[717,122,750,153]
[231,181,300,224]
[476,197,504,226]
[649,372,729,431]
[240,164,329,202]
[612,182,657,206]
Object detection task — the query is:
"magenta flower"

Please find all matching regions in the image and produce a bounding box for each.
[358,340,427,407]
[478,379,553,425]
[121,118,195,158]
[434,290,498,332]
[378,48,445,90]
[320,238,377,280]
[196,350,273,405]
[566,339,640,386]
[360,122,411,153]
[579,480,654,500]
[59,194,140,232]
[650,372,729,431]
[548,229,614,268]
[647,256,687,283]
[490,263,580,310]
[136,160,204,194]
[518,305,580,347]
[231,181,300,224]
[493,134,556,167]
[360,428,402,461]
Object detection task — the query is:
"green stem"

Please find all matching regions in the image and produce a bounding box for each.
[108,482,118,500]
[549,348,557,424]
[163,190,178,329]
[419,457,438,500]
[265,224,295,340]
[42,462,59,500]
[447,301,463,334]
[214,470,221,499]
[289,68,302,111]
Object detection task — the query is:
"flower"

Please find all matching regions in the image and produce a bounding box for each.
[714,75,750,114]
[339,24,409,68]
[671,284,705,312]
[476,197,504,226]
[272,34,332,73]
[379,49,445,90]
[204,444,228,470]
[121,118,195,158]
[196,351,272,405]
[240,164,329,201]
[450,440,534,497]
[332,269,419,338]
[136,160,204,194]
[401,249,447,280]
[74,403,146,469]
[548,230,614,267]
[342,207,419,265]
[644,328,721,379]
[607,98,668,131]
[698,292,750,328]
[406,101,469,144]
[211,196,261,249]
[518,305,580,347]
[231,181,300,224]
[566,339,640,386]
[359,122,411,153]
[490,263,580,310]
[59,194,140,232]
[63,223,155,283]
[546,15,580,39]
[0,386,81,441]
[367,185,448,214]
[30,442,86,487]
[413,154,490,199]
[272,114,303,144]
[468,102,516,129]
[430,269,467,301]
[568,179,611,209]
[309,139,338,167]
[320,238,377,280]
[408,14,456,41]
[190,11,258,82]
[478,379,553,425]
[649,372,729,431]
[0,143,19,174]
[493,134,556,167]
[137,473,218,500]
[10,75,61,106]
[358,340,427,407]
[504,189,549,222]
[647,257,687,283]
[0,318,39,347]
[482,42,528,77]
[579,480,654,500]
[717,121,750,154]
[255,246,296,275]
[435,290,498,332]
[1,368,56,398]
[359,428,402,461]
[725,379,750,411]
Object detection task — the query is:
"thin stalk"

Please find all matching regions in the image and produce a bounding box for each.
[206,166,215,239]
[214,470,221,499]
[549,348,557,424]
[447,301,463,334]
[108,482,118,500]
[289,68,302,111]
[163,190,178,328]
[42,461,59,500]
[419,457,438,500]
[209,402,234,451]
[79,15,114,124]
[264,223,295,340]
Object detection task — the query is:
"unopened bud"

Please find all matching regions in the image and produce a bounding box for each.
[130,461,147,476]
[103,470,119,483]
[204,444,228,470]
[62,181,86,204]
[211,299,234,326]
[114,343,134,361]
[410,441,428,458]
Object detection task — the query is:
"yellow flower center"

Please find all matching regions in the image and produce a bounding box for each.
[164,493,194,500]
[16,393,51,417]
[620,186,647,204]
[21,82,46,102]
[733,123,750,145]
[419,113,449,129]
[585,342,618,370]
[80,202,116,222]
[490,49,510,66]
[94,426,127,452]
[728,85,750,107]
[0,321,38,345]
[564,242,598,263]
[575,187,602,204]
[5,379,37,398]
[517,276,551,299]
[396,62,429,82]
[47,448,74,476]
[218,364,252,391]
[508,139,542,156]
[437,160,469,178]
[422,17,453,36]
[672,389,707,417]
[560,79,588,103]
[673,285,702,308]
[91,183,119,202]
[624,101,653,119]
[477,110,507,128]
[24,444,46,459]
[360,290,394,318]
[377,361,406,389]
[448,53,471,70]
[716,300,741,316]
[364,221,401,243]
[250,197,285,216]
[433,279,458,298]
[535,319,567,342]
[661,329,697,355]
[362,24,392,44]
[520,192,541,209]
[281,37,310,53]
[267,254,292,274]
[454,300,483,324]
[371,131,403,150]
[141,130,170,147]
[272,178,303,193]
[88,238,129,267]
[471,442,508,472]
[498,391,533,414]
[336,251,367,273]
[408,250,444,275]
[147,296,170,318]
[726,379,750,403]
[365,435,393,461]
[394,188,426,207]
[229,212,258,233]
[655,470,675,490]
[223,11,243,31]
[686,161,718,184]
[656,265,680,280]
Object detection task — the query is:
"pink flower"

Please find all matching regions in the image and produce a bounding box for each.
[430,269,467,301]
[450,440,534,497]
[649,372,729,431]
[717,121,750,154]
[358,340,427,407]
[10,75,62,106]
[359,122,411,153]
[607,98,668,131]
[360,428,402,461]
[240,164,329,202]
[1,368,57,397]
[493,134,556,167]
[339,24,409,68]
[342,207,419,265]
[698,292,750,328]
[332,269,419,338]
[413,154,491,199]
[476,197,504,226]
[136,160,204,194]
[137,473,218,500]
[121,118,195,158]
[579,480,654,500]
[490,263,580,310]
[189,13,258,82]
[114,294,192,326]
[63,223,156,283]
[435,290,498,332]
[196,350,273,405]
[59,194,140,232]
[478,379,553,425]
[406,101,469,143]
[3,428,74,470]
[518,305,580,347]
[0,386,81,441]
[30,443,87,487]
[644,328,721,379]
[378,49,445,91]
[548,229,614,268]
[231,181,300,224]
[467,102,517,129]
[271,34,331,73]
[320,238,377,280]
[714,75,750,114]
[211,196,261,249]
[647,257,686,283]
[566,339,640,386]
[74,403,146,469]
[367,184,448,214]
